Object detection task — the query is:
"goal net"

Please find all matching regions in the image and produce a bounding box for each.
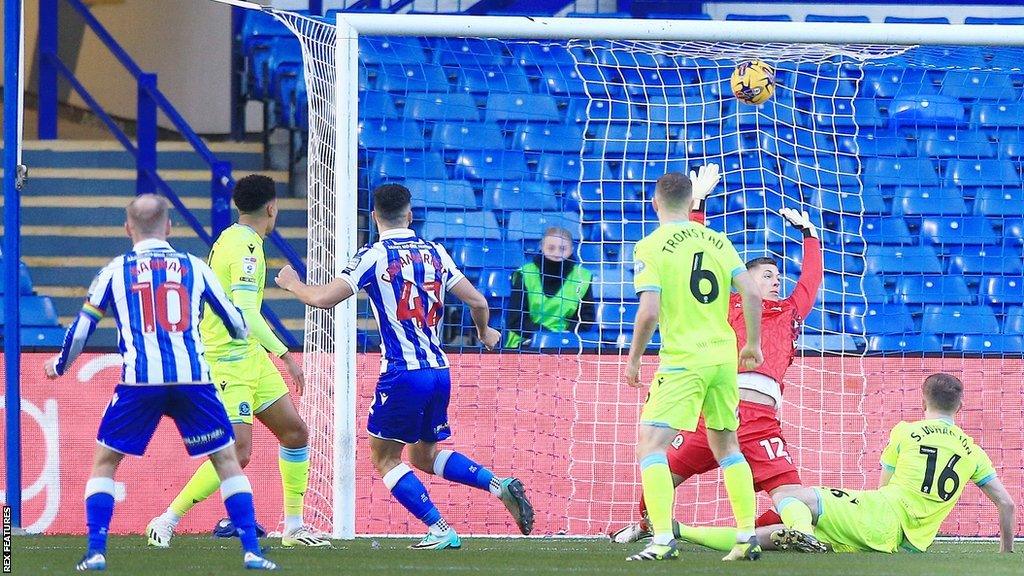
[269,11,1024,540]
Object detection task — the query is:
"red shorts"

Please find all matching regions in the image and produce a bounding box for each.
[666,400,802,494]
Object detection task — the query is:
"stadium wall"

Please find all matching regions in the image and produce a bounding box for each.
[3,352,1021,537]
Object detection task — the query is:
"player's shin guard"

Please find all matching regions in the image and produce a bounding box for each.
[776,496,814,534]
[170,459,222,517]
[279,445,310,532]
[720,453,756,537]
[383,464,445,529]
[84,477,116,555]
[675,524,737,552]
[433,449,500,496]
[221,475,261,555]
[639,453,674,544]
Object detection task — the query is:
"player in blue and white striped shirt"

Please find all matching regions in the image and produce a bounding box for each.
[45,194,278,571]
[275,184,534,548]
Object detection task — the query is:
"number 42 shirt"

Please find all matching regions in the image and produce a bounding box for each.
[633,221,746,370]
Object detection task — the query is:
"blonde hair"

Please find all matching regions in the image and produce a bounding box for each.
[542,226,574,244]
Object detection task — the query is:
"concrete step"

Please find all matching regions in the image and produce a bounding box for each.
[8,140,265,171]
[14,168,291,198]
[24,256,295,287]
[17,203,307,228]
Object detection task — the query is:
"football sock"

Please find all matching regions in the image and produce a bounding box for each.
[279,445,310,532]
[720,453,757,540]
[84,477,116,555]
[639,453,674,545]
[675,523,737,552]
[433,449,499,495]
[777,496,815,534]
[169,459,221,517]
[428,517,451,537]
[221,475,261,555]
[383,463,444,528]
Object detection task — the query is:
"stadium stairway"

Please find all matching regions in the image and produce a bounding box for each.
[3,140,309,349]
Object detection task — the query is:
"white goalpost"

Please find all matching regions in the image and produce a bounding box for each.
[226,3,1024,540]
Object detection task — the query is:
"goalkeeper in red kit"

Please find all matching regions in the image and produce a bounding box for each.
[611,164,825,552]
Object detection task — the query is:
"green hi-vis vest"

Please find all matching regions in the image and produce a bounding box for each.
[505,261,592,348]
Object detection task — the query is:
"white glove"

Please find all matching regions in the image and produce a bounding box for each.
[780,207,818,239]
[688,163,720,210]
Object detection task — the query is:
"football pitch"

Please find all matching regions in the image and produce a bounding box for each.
[9,536,1023,575]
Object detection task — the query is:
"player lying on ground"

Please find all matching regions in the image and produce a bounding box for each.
[611,164,824,550]
[45,195,277,571]
[624,172,765,562]
[149,175,329,548]
[275,184,534,549]
[681,373,1016,555]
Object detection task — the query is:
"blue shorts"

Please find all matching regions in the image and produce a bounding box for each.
[97,384,235,457]
[367,368,452,444]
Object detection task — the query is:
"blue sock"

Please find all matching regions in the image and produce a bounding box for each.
[84,478,116,555]
[221,475,261,555]
[434,449,498,494]
[383,464,442,527]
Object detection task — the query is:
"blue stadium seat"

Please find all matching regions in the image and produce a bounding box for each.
[832,132,914,157]
[594,47,665,68]
[594,220,658,243]
[884,16,949,24]
[511,43,575,68]
[725,188,785,213]
[889,95,964,126]
[726,14,792,21]
[404,180,477,211]
[403,92,479,121]
[805,14,870,23]
[973,188,1024,217]
[978,276,1024,306]
[859,215,915,245]
[946,248,1023,276]
[505,211,580,242]
[970,103,1024,128]
[246,38,301,100]
[476,268,512,299]
[358,120,425,150]
[780,155,859,189]
[537,155,609,181]
[919,216,998,247]
[621,159,687,182]
[939,71,1017,101]
[997,132,1024,158]
[683,133,744,157]
[486,93,561,123]
[447,240,524,269]
[867,334,944,353]
[811,98,859,127]
[843,303,915,335]
[595,301,639,326]
[241,10,293,56]
[358,37,427,65]
[810,188,887,215]
[822,250,865,275]
[432,122,504,151]
[953,334,1024,353]
[456,65,531,95]
[589,123,670,156]
[376,64,450,92]
[368,151,447,183]
[565,98,638,124]
[530,331,582,350]
[483,181,559,212]
[893,275,972,305]
[455,150,530,181]
[1004,306,1024,334]
[515,124,584,153]
[20,326,66,347]
[360,91,399,120]
[1005,219,1024,245]
[893,187,968,215]
[915,46,988,68]
[420,211,501,242]
[797,334,862,352]
[861,68,935,99]
[762,128,816,157]
[865,246,942,274]
[1,296,59,326]
[965,17,1024,24]
[592,266,636,301]
[801,308,838,332]
[821,273,888,304]
[921,304,999,335]
[917,129,995,158]
[944,159,1020,187]
[431,38,507,66]
[0,259,34,295]
[535,63,612,97]
[863,157,939,187]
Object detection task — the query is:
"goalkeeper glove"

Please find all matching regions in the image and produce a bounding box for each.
[780,207,818,239]
[688,163,720,212]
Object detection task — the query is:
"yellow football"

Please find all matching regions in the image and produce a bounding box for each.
[730,59,776,105]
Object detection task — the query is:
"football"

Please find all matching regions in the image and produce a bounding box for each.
[730,59,776,105]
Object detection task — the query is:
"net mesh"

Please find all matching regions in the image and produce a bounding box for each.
[270,9,1024,539]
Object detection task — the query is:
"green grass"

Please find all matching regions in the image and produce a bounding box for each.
[10,536,1022,575]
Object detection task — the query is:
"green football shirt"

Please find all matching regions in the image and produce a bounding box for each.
[879,418,997,551]
[632,221,745,369]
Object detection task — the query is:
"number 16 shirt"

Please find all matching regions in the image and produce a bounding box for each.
[339,227,466,375]
[632,221,745,370]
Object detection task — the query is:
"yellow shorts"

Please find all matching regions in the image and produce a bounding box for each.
[211,352,289,425]
[640,362,739,432]
[813,487,904,553]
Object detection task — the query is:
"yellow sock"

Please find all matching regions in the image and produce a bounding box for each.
[169,460,222,517]
[639,453,674,541]
[777,496,814,534]
[720,453,756,536]
[279,445,310,528]
[675,523,737,552]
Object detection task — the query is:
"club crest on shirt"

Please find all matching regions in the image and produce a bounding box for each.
[634,259,646,274]
[238,402,251,416]
[242,256,258,276]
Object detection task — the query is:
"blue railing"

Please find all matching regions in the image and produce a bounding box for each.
[37,0,305,347]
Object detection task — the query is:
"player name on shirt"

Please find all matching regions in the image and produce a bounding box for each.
[659,226,725,253]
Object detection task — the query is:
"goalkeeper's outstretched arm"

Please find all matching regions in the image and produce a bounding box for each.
[979,477,1016,553]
